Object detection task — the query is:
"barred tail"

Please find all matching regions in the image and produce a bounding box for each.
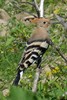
[13,69,25,86]
[13,69,21,86]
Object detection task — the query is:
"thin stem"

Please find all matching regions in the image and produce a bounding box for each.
[39,0,45,17]
[32,68,41,92]
[33,0,40,17]
[55,14,67,30]
[48,39,67,63]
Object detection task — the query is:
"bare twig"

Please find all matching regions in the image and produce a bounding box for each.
[33,0,39,11]
[54,14,67,30]
[32,67,41,92]
[12,0,32,5]
[12,0,45,18]
[33,0,45,17]
[54,46,67,63]
[33,0,41,17]
[18,1,34,6]
[39,0,45,17]
[48,39,67,63]
[13,0,40,17]
[50,21,60,24]
[12,1,37,17]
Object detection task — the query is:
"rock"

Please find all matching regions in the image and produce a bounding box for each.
[0,9,10,36]
[15,12,33,25]
[15,12,30,20]
[2,89,9,97]
[0,9,10,20]
[0,19,8,36]
[0,19,7,24]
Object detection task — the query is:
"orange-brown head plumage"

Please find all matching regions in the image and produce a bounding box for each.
[27,18,50,43]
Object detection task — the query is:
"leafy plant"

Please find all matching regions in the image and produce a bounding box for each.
[7,86,41,100]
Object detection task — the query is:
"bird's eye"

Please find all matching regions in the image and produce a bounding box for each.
[43,22,46,24]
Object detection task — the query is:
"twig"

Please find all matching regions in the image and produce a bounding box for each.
[32,67,41,92]
[18,1,34,6]
[12,1,37,17]
[54,14,67,30]
[33,0,40,17]
[48,39,67,63]
[12,0,40,17]
[12,1,34,6]
[39,0,45,17]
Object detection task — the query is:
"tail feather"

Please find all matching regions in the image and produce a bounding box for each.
[13,69,21,86]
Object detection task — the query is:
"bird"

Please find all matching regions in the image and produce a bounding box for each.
[13,17,51,86]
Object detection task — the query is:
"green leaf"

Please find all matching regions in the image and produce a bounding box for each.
[7,86,39,100]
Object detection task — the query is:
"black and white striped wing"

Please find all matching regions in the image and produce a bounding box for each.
[19,40,49,70]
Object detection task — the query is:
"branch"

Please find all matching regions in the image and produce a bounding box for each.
[48,39,67,63]
[33,0,40,17]
[39,0,45,17]
[18,1,34,6]
[0,19,7,24]
[50,20,60,24]
[54,47,67,63]
[32,68,41,92]
[18,0,40,17]
[12,1,34,6]
[54,14,67,30]
[12,0,45,18]
[12,1,37,17]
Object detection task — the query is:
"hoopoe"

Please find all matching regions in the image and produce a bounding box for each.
[13,0,67,86]
[13,17,51,85]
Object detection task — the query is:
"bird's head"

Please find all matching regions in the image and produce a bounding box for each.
[24,17,50,29]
